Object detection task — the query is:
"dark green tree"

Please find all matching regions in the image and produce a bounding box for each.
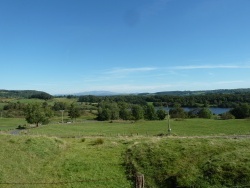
[169,104,187,119]
[68,104,81,121]
[52,102,68,111]
[198,108,212,119]
[131,104,144,121]
[98,107,111,120]
[24,103,53,127]
[118,102,132,120]
[156,108,166,120]
[230,104,250,119]
[110,102,120,120]
[144,104,157,120]
[188,108,201,118]
[97,101,119,121]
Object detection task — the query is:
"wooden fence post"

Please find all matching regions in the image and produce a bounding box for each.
[136,174,144,188]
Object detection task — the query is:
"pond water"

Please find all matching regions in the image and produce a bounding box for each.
[159,107,231,115]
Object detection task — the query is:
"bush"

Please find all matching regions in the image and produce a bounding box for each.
[220,112,235,120]
[17,124,27,129]
[125,139,250,188]
[198,108,212,119]
[230,104,250,119]
[80,138,86,142]
[169,107,187,119]
[92,138,104,145]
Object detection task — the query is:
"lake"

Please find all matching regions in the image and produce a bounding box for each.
[159,107,231,115]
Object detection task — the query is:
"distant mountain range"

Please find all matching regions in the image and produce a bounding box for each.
[152,88,250,96]
[73,91,120,96]
[71,88,250,96]
[1,88,250,98]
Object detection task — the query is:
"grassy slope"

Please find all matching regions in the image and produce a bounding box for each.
[1,119,250,187]
[0,135,64,186]
[125,138,250,188]
[2,135,250,188]
[0,135,132,188]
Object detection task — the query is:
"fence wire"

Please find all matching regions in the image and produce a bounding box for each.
[0,177,115,185]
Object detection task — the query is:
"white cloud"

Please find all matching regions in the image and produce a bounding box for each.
[214,80,244,85]
[106,67,157,74]
[80,80,246,93]
[171,65,250,70]
[85,83,173,93]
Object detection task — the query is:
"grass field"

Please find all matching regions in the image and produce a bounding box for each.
[21,118,250,137]
[0,135,132,188]
[1,118,250,187]
[125,137,250,187]
[0,118,26,131]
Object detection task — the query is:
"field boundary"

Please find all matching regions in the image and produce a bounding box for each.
[0,177,116,185]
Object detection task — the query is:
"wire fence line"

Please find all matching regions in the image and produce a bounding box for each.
[0,177,116,185]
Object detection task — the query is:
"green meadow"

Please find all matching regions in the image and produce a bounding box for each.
[0,118,250,187]
[0,118,26,131]
[20,118,250,137]
[0,135,132,188]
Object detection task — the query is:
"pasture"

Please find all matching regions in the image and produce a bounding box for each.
[0,118,250,187]
[0,118,26,131]
[12,118,250,137]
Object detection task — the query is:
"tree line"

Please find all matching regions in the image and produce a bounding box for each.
[97,101,166,121]
[2,98,250,126]
[97,101,250,120]
[78,93,250,108]
[2,101,82,126]
[0,90,52,99]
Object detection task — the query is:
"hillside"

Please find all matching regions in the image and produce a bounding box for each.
[0,90,52,99]
[154,88,250,96]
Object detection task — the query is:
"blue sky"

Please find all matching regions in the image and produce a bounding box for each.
[0,0,250,94]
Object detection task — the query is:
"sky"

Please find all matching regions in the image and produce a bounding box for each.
[0,0,250,95]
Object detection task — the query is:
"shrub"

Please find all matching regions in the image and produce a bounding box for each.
[198,108,212,119]
[92,138,104,145]
[80,138,86,142]
[220,112,235,120]
[230,104,250,119]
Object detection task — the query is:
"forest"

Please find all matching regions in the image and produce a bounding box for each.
[78,91,250,108]
[0,90,52,99]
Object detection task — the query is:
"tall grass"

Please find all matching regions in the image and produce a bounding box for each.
[125,137,250,187]
[0,135,65,186]
[0,135,132,188]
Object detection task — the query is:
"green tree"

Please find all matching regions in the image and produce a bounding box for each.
[118,102,132,120]
[52,102,68,111]
[24,103,53,127]
[188,108,200,118]
[156,108,166,120]
[110,102,120,120]
[98,108,111,120]
[198,108,212,119]
[144,104,157,120]
[68,104,81,121]
[169,104,187,119]
[230,104,250,119]
[131,105,144,121]
[97,101,120,121]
